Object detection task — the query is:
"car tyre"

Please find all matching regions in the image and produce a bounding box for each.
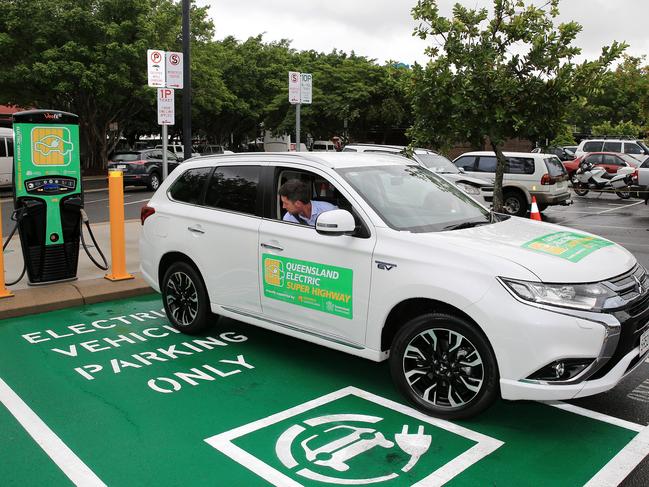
[389,313,499,419]
[572,183,589,196]
[162,261,212,334]
[148,172,161,191]
[615,190,631,200]
[502,191,527,217]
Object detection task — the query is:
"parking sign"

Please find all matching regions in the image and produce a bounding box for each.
[147,49,166,87]
[300,73,312,104]
[166,52,183,89]
[288,71,301,104]
[157,88,174,125]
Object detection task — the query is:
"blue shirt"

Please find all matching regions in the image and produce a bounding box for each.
[283,200,337,226]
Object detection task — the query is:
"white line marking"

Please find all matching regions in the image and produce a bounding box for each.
[557,200,644,225]
[563,223,647,230]
[124,198,150,206]
[584,425,649,487]
[205,386,503,487]
[0,377,105,486]
[542,401,645,432]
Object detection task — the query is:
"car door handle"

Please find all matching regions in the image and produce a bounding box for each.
[261,243,283,251]
[187,226,205,234]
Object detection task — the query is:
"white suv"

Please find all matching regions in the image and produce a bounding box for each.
[453,151,571,216]
[575,139,649,162]
[140,152,649,419]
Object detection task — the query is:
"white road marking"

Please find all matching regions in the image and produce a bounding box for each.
[557,200,644,225]
[627,379,649,403]
[205,386,503,487]
[543,401,645,432]
[0,377,105,486]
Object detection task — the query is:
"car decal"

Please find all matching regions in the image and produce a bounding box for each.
[521,231,614,263]
[262,254,353,319]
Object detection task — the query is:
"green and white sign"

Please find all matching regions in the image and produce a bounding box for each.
[263,254,353,319]
[522,231,614,262]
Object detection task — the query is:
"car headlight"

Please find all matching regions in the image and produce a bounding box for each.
[499,277,621,311]
[456,182,481,195]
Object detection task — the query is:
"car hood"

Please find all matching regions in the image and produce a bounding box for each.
[428,217,635,282]
[439,173,492,187]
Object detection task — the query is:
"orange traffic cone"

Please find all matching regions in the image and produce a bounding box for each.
[530,196,542,221]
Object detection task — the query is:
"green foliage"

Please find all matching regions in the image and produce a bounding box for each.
[591,120,645,138]
[408,0,625,210]
[549,125,577,147]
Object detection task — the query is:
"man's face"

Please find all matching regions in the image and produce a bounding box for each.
[281,196,304,216]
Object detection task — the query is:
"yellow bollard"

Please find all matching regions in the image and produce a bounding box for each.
[0,200,14,297]
[105,170,134,281]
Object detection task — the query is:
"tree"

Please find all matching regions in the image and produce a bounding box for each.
[0,0,216,170]
[408,0,625,211]
[591,120,645,138]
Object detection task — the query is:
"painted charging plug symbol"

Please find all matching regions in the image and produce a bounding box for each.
[395,425,432,472]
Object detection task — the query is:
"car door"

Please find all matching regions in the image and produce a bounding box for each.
[257,164,375,347]
[601,154,626,173]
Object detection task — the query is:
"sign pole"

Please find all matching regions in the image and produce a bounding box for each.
[162,124,168,180]
[296,103,301,152]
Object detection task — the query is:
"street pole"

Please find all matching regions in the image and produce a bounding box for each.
[296,103,301,152]
[182,0,191,161]
[162,124,168,180]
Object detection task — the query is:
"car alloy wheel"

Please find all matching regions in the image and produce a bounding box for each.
[162,261,211,334]
[390,313,498,419]
[402,327,484,409]
[149,173,160,191]
[503,192,526,217]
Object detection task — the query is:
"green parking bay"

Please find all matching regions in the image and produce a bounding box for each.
[0,295,644,485]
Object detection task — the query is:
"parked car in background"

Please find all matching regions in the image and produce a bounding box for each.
[155,144,200,161]
[574,139,649,162]
[531,146,575,161]
[0,127,14,188]
[198,144,225,156]
[563,152,640,177]
[312,140,337,152]
[453,151,571,216]
[343,144,493,204]
[108,149,180,190]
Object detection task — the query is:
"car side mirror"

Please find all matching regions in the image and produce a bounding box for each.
[315,209,356,236]
[458,167,466,173]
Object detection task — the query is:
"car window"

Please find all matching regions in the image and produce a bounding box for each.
[476,156,497,173]
[641,159,649,169]
[624,142,643,155]
[204,165,260,216]
[7,137,13,157]
[585,154,603,164]
[168,167,212,204]
[338,164,489,233]
[603,142,622,152]
[544,156,566,176]
[0,138,7,157]
[583,141,603,152]
[453,156,476,171]
[506,157,535,174]
[602,154,624,166]
[342,147,356,152]
[166,151,178,161]
[147,150,162,159]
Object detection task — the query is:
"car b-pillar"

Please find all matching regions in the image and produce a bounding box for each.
[12,110,83,284]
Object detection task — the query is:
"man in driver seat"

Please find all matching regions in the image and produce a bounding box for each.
[279,179,337,226]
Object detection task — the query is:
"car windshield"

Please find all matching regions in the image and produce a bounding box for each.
[337,164,491,232]
[544,156,567,176]
[415,153,460,173]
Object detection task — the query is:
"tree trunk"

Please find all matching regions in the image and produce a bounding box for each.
[490,140,507,213]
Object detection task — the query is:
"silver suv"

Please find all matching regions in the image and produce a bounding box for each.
[453,151,571,216]
[575,139,649,162]
[342,144,493,204]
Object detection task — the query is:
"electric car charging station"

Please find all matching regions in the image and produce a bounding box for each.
[7,110,107,286]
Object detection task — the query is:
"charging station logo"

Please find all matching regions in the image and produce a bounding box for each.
[31,127,74,165]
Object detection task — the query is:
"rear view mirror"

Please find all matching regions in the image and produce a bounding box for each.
[315,209,356,236]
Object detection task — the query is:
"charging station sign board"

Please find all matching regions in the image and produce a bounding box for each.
[147,49,166,87]
[165,52,183,89]
[157,88,175,125]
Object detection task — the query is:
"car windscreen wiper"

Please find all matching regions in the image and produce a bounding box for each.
[443,220,491,231]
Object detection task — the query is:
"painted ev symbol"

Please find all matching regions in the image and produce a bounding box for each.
[276,414,432,484]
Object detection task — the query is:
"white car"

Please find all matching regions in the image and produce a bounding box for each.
[140,152,649,419]
[453,151,571,216]
[574,138,649,162]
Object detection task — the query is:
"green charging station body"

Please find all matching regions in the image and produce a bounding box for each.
[12,110,83,284]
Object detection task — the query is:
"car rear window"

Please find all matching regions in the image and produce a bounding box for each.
[624,143,643,155]
[603,142,622,152]
[168,167,212,204]
[205,165,260,216]
[112,153,140,162]
[583,141,603,152]
[544,157,566,176]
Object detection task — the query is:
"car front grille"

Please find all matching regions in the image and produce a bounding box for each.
[590,265,649,379]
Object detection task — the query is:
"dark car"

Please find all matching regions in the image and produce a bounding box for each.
[107,149,180,190]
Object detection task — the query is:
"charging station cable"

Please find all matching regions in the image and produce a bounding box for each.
[2,208,27,286]
[79,209,109,271]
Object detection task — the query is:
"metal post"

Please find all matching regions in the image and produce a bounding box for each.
[182,0,192,162]
[296,103,301,152]
[162,124,168,180]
